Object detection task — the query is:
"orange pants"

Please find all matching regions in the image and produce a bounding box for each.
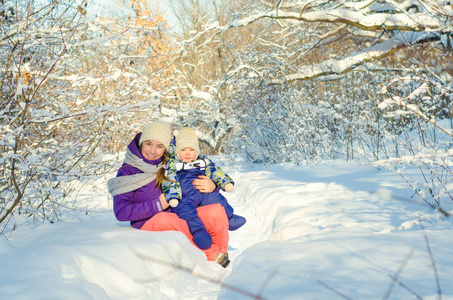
[140,203,229,261]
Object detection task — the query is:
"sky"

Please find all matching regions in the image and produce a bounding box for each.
[1,159,452,299]
[87,0,180,32]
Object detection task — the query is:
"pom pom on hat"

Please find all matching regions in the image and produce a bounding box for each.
[175,127,200,155]
[139,122,172,149]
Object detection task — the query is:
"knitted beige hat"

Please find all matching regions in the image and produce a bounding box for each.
[175,127,200,155]
[139,122,172,149]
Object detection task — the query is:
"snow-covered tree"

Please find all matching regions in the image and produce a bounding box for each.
[0,0,172,230]
[166,0,452,210]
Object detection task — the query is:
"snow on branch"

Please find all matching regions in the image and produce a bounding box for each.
[377,75,453,138]
[371,148,453,168]
[28,101,158,124]
[270,31,438,83]
[188,2,450,83]
[211,5,451,33]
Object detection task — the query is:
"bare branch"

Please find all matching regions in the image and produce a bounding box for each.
[317,280,354,300]
[130,246,269,299]
[383,248,415,300]
[419,222,443,300]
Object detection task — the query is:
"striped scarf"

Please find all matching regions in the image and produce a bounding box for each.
[107,148,161,196]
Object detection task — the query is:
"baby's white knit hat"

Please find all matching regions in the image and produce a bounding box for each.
[174,127,200,154]
[139,122,172,149]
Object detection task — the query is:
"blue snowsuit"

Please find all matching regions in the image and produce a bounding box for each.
[162,156,245,243]
[170,165,235,236]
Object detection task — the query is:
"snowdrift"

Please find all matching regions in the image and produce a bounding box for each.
[1,160,452,299]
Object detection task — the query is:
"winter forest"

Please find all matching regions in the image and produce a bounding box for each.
[1,0,453,299]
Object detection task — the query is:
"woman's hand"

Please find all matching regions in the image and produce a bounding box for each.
[159,193,170,210]
[193,175,216,193]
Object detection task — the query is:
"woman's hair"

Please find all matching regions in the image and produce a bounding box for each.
[138,143,169,189]
[155,152,168,188]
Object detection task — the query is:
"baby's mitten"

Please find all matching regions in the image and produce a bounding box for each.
[224,183,234,192]
[169,199,179,207]
[192,230,212,249]
[228,214,246,231]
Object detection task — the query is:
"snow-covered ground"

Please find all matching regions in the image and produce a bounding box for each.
[1,160,452,300]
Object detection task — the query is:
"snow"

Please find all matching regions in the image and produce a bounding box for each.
[1,160,452,299]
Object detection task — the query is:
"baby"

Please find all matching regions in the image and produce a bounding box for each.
[162,127,246,250]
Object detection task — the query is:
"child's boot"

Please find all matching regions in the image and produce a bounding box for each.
[215,252,230,268]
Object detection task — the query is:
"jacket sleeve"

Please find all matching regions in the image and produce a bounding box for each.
[113,192,162,222]
[203,157,234,191]
[161,158,182,201]
[112,167,163,222]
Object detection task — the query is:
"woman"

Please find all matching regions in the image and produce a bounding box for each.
[107,122,230,267]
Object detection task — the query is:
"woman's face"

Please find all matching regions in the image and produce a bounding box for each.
[141,140,166,160]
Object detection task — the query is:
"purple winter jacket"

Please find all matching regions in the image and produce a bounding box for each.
[113,133,165,229]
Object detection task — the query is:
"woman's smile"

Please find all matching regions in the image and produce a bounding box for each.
[141,140,165,160]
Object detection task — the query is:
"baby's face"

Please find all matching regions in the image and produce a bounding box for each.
[178,147,197,163]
